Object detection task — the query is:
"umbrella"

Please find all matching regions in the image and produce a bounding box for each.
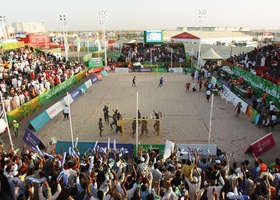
[0,118,7,133]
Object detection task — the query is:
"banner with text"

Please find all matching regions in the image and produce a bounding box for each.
[23,128,46,149]
[245,132,275,157]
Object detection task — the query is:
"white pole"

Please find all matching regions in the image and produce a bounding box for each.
[99,11,107,67]
[67,92,74,148]
[197,10,206,67]
[104,25,107,67]
[0,92,13,150]
[207,93,214,157]
[136,92,139,157]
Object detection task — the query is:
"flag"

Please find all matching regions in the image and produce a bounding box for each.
[76,37,81,52]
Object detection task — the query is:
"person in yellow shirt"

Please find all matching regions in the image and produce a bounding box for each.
[13,120,19,137]
[116,116,123,134]
[182,150,198,182]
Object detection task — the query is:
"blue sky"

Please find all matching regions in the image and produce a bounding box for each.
[1,0,279,31]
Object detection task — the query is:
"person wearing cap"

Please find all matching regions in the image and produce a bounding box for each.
[13,120,19,137]
[136,153,150,177]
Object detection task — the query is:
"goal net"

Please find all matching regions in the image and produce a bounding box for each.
[121,118,161,143]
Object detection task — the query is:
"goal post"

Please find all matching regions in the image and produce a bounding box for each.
[141,64,158,72]
[121,118,161,143]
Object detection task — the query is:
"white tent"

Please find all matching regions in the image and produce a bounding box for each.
[202,48,223,60]
[113,38,130,49]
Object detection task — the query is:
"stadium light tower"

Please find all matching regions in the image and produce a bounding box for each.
[59,15,68,61]
[98,10,108,67]
[0,16,7,41]
[197,10,207,67]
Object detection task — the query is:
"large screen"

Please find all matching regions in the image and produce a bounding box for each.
[144,30,163,43]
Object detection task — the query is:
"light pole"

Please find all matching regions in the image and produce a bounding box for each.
[59,15,68,61]
[98,10,108,67]
[0,16,7,41]
[197,10,207,67]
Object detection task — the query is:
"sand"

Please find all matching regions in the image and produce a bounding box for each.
[2,72,279,165]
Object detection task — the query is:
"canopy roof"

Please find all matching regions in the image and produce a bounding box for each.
[202,48,223,60]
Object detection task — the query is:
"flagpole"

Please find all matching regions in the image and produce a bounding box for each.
[0,92,13,150]
[67,92,74,148]
[135,92,139,157]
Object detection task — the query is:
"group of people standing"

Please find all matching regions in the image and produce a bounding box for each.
[131,110,161,139]
[100,104,162,139]
[100,104,123,138]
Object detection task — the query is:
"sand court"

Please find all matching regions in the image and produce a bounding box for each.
[4,72,280,164]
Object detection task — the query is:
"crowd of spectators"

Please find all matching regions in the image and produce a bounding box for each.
[118,43,186,64]
[227,44,280,85]
[1,142,280,200]
[0,47,85,113]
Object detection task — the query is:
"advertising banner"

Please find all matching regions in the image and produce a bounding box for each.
[101,70,108,76]
[232,67,280,108]
[115,68,129,73]
[2,42,19,50]
[82,53,93,62]
[134,144,166,158]
[84,79,92,89]
[70,88,82,101]
[23,128,45,149]
[91,76,98,85]
[78,84,88,94]
[245,132,275,157]
[246,105,260,125]
[169,68,183,73]
[46,102,64,119]
[7,97,42,126]
[39,76,76,105]
[56,140,134,158]
[29,111,51,131]
[75,70,86,82]
[96,73,102,80]
[138,67,152,72]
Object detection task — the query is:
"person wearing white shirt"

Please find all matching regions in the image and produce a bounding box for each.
[0,82,7,93]
[12,77,18,88]
[45,80,51,91]
[151,162,162,185]
[269,102,276,112]
[14,93,20,107]
[19,93,25,105]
